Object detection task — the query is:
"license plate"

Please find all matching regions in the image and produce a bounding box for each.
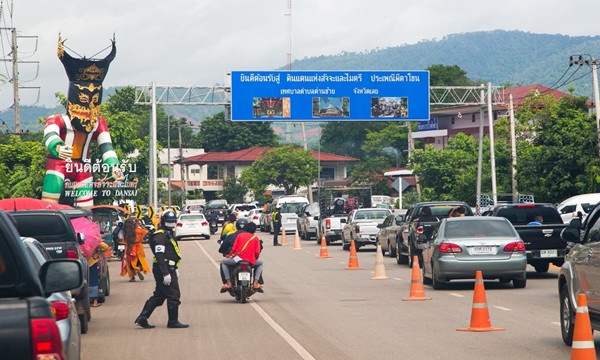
[118,245,125,250]
[238,272,251,281]
[470,246,494,255]
[540,249,557,258]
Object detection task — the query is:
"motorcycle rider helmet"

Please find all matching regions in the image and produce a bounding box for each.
[235,218,249,231]
[161,210,178,230]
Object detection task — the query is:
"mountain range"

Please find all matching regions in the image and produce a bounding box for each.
[4,30,600,136]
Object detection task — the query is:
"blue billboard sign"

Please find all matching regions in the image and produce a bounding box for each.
[417,117,438,131]
[230,71,430,121]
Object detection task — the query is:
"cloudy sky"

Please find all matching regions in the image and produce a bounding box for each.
[2,0,599,110]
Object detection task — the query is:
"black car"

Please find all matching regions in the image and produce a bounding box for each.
[204,203,229,224]
[10,210,92,333]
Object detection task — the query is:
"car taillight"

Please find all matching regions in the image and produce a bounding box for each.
[326,219,331,230]
[305,218,309,224]
[201,222,208,226]
[176,222,183,227]
[254,216,259,220]
[504,242,525,252]
[417,226,424,234]
[31,318,64,360]
[516,204,535,208]
[51,301,70,321]
[66,250,78,259]
[439,243,462,253]
[355,225,360,234]
[239,263,249,270]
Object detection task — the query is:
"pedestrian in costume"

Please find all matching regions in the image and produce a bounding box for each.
[135,210,189,329]
[42,33,123,207]
[272,205,282,246]
[86,241,109,307]
[120,217,150,282]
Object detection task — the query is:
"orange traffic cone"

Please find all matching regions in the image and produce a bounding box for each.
[371,244,389,280]
[293,229,302,250]
[316,234,331,259]
[570,293,596,359]
[457,270,504,331]
[403,256,431,301]
[345,240,363,270]
[281,230,288,246]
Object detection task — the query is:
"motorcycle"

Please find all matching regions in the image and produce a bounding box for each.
[209,220,218,235]
[226,261,257,303]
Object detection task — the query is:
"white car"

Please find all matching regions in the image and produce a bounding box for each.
[245,208,263,227]
[229,204,258,219]
[174,213,210,240]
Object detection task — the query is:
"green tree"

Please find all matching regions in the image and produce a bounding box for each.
[427,64,475,86]
[0,137,47,199]
[196,112,278,152]
[219,176,248,204]
[239,145,318,195]
[499,93,598,202]
[349,156,392,195]
[319,122,387,159]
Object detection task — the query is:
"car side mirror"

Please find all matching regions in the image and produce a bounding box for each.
[569,218,582,228]
[77,232,86,245]
[313,216,319,221]
[395,218,403,225]
[561,227,581,243]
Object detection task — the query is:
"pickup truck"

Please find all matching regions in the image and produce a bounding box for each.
[482,203,567,272]
[0,210,83,360]
[10,209,92,333]
[398,201,473,267]
[341,208,392,250]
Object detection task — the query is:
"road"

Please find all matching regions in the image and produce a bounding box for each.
[81,231,597,359]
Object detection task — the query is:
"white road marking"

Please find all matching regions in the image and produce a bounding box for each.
[493,306,512,311]
[550,322,561,326]
[448,293,465,298]
[393,278,403,281]
[195,241,316,360]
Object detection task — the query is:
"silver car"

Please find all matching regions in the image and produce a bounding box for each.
[22,237,81,359]
[422,217,527,289]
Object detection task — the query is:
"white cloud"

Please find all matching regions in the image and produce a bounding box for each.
[1,0,599,110]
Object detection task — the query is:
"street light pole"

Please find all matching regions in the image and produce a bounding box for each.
[167,116,171,206]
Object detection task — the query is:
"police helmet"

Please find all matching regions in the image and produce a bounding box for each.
[235,218,249,231]
[161,210,178,229]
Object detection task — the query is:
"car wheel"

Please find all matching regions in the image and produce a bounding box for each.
[432,264,445,290]
[534,262,550,273]
[388,240,396,257]
[342,238,350,250]
[513,277,527,288]
[204,235,211,240]
[105,269,111,296]
[560,283,575,346]
[396,244,409,265]
[79,312,89,334]
[423,263,432,285]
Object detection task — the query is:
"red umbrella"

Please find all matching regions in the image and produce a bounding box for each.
[0,197,73,211]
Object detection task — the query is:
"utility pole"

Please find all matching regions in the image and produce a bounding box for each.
[11,29,20,134]
[570,55,600,160]
[179,124,186,207]
[509,94,518,201]
[167,116,172,205]
[487,82,498,205]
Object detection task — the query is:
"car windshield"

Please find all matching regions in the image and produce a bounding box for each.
[281,203,307,214]
[207,204,227,210]
[13,215,67,240]
[180,215,205,222]
[354,210,390,219]
[445,219,515,238]
[234,205,256,211]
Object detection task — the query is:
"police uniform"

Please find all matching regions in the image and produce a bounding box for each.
[148,228,182,307]
[135,211,188,329]
[272,209,282,246]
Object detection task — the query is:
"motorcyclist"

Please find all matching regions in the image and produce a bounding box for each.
[135,210,189,329]
[112,221,123,255]
[220,221,263,292]
[207,210,218,234]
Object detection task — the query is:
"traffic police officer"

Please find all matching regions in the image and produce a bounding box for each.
[272,205,282,246]
[135,210,189,329]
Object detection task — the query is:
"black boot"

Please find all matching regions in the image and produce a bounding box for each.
[135,300,157,329]
[167,305,189,328]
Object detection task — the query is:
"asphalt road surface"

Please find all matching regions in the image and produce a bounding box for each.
[81,231,598,359]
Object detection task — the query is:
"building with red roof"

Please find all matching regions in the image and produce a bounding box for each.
[179,147,359,199]
[413,84,591,149]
